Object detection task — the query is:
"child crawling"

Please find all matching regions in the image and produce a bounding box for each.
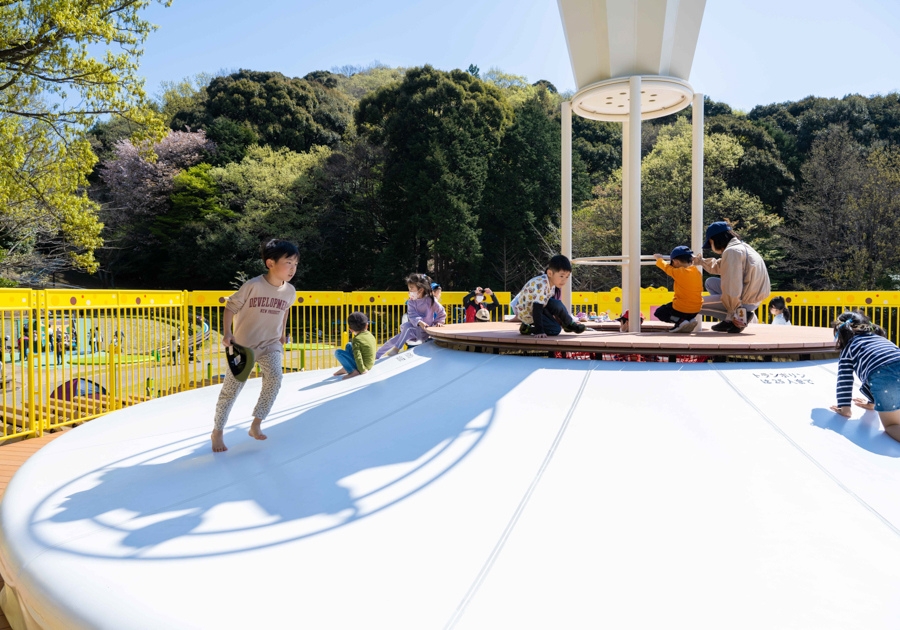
[831,311,900,444]
[211,239,298,452]
[514,255,586,338]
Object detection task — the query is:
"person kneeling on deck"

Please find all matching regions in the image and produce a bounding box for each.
[514,255,586,339]
[693,221,771,334]
[652,246,703,333]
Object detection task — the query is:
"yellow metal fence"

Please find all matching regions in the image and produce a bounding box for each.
[2,287,898,442]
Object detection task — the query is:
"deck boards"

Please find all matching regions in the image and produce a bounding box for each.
[0,430,68,629]
[427,322,837,356]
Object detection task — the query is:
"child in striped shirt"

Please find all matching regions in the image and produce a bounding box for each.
[831,311,900,443]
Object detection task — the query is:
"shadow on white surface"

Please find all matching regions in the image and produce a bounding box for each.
[23,349,518,559]
[810,408,900,458]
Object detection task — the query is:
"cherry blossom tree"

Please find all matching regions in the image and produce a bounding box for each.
[95,130,215,286]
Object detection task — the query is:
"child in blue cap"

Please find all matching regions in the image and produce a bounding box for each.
[653,245,703,333]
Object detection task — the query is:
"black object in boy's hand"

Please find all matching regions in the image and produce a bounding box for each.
[226,343,255,382]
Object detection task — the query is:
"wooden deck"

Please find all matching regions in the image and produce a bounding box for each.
[0,430,69,629]
[427,322,837,356]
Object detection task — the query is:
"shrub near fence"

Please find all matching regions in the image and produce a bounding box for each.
[2,287,899,442]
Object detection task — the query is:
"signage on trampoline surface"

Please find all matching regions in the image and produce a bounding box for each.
[752,372,814,385]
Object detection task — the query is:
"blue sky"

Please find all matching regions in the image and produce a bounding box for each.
[138,0,900,111]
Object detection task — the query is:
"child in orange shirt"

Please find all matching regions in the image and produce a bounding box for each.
[653,246,703,333]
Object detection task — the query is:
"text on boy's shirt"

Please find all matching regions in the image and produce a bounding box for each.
[248,296,290,314]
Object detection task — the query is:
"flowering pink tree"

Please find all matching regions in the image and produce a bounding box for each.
[100,130,215,220]
[96,130,216,286]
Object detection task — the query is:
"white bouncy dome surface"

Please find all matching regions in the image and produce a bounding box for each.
[2,343,900,629]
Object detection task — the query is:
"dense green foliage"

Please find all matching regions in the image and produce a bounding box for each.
[575,119,782,291]
[0,0,171,281]
[171,70,354,154]
[77,63,900,293]
[356,65,512,286]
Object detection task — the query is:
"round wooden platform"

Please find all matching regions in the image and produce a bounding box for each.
[426,322,837,356]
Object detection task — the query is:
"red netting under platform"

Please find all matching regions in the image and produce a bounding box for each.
[552,352,711,363]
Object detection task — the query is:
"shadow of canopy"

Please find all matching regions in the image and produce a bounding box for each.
[25,346,586,560]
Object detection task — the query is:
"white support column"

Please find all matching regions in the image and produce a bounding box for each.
[621,120,629,318]
[691,92,704,255]
[561,101,573,309]
[627,76,642,332]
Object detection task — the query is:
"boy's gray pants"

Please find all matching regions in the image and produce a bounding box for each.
[213,351,283,431]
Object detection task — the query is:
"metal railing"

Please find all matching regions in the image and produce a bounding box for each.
[2,287,897,442]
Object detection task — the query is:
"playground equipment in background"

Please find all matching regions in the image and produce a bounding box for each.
[49,378,106,401]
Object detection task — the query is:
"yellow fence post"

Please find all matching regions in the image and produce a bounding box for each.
[40,290,49,433]
[181,290,190,392]
[30,290,40,437]
[115,293,124,410]
[106,342,117,411]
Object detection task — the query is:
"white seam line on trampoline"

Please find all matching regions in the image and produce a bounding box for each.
[17,350,501,572]
[714,367,900,539]
[444,363,595,630]
[818,364,837,376]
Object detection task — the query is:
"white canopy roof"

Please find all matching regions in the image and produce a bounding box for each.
[557,0,707,89]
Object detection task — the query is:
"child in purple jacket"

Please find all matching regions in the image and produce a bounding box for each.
[377,274,446,358]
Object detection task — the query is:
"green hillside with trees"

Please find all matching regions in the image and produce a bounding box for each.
[17,59,900,292]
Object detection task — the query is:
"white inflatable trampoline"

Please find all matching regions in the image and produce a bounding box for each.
[2,343,900,629]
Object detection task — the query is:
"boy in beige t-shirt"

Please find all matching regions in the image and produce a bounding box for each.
[211,239,298,453]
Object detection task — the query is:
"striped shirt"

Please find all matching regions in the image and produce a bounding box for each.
[836,333,900,407]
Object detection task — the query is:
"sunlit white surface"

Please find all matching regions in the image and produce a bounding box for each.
[1,344,899,629]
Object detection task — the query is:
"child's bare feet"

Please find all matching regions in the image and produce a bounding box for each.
[211,430,228,453]
[333,367,347,376]
[249,418,267,441]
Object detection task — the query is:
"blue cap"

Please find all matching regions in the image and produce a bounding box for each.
[705,221,731,247]
[431,282,440,290]
[669,245,693,260]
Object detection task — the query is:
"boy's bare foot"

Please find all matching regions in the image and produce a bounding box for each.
[211,430,228,453]
[249,418,267,441]
[333,367,347,376]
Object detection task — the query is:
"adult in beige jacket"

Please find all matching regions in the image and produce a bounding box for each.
[693,221,771,333]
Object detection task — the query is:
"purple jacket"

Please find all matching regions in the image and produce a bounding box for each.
[407,297,446,327]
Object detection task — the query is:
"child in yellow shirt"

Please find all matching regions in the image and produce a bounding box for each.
[653,246,703,333]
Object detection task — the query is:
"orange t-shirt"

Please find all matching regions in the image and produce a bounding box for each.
[656,259,703,314]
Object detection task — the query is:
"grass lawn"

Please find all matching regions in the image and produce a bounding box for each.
[68,353,157,366]
[284,343,337,351]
